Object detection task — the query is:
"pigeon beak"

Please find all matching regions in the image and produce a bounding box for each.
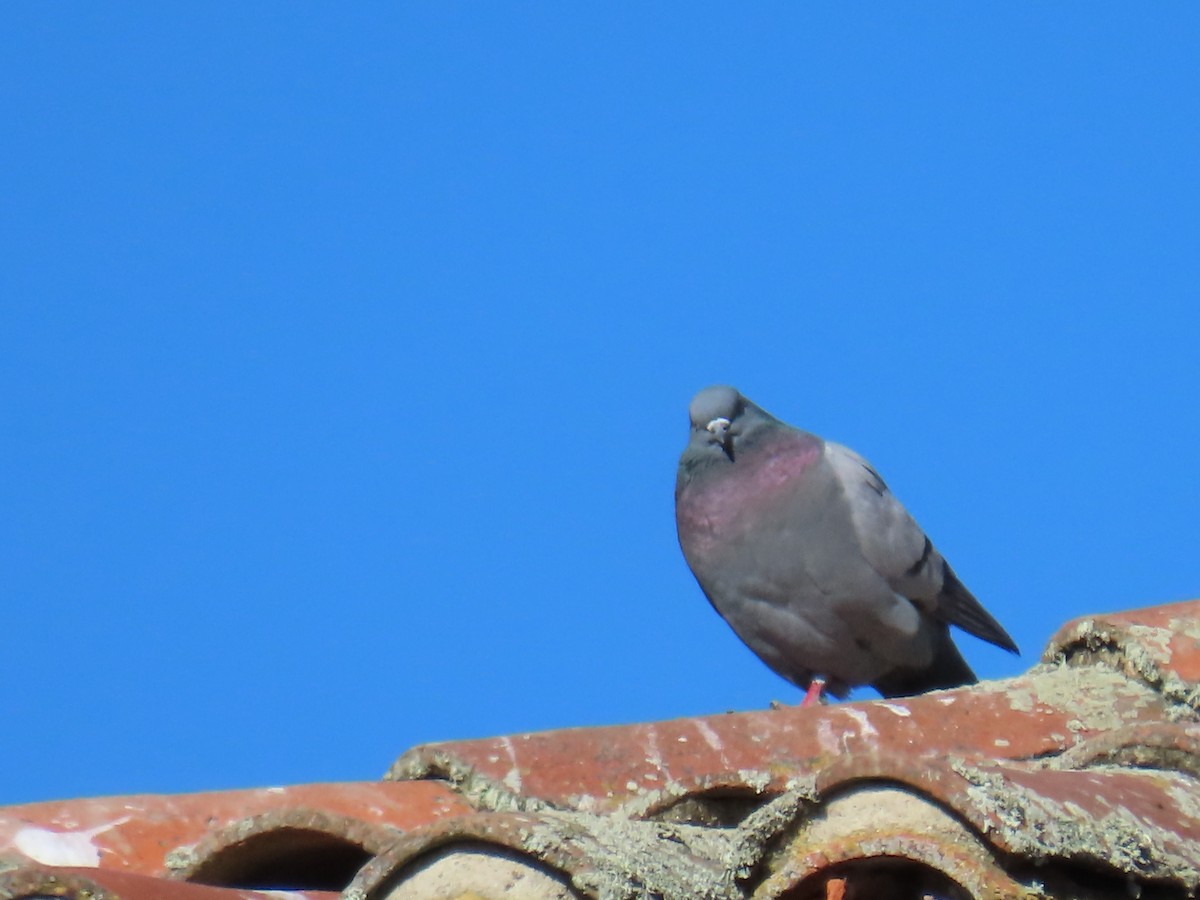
[706,417,734,461]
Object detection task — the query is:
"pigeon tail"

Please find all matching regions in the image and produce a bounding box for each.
[871,627,977,698]
[937,563,1020,655]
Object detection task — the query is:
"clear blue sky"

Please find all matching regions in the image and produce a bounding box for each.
[3,6,1198,806]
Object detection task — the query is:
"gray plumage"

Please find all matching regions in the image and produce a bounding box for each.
[675,385,1018,699]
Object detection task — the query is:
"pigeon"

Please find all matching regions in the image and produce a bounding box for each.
[675,385,1018,700]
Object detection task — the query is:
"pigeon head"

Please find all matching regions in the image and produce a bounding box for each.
[686,385,773,462]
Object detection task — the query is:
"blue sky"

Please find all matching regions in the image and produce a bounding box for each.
[2,6,1198,805]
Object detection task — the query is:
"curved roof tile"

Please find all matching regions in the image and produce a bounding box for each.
[1,598,1197,899]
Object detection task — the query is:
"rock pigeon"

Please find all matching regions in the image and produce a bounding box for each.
[675,385,1018,699]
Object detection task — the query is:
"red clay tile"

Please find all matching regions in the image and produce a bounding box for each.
[351,809,731,899]
[0,781,471,879]
[386,662,1172,815]
[757,784,1030,900]
[4,598,1200,899]
[0,864,339,900]
[1047,596,1200,684]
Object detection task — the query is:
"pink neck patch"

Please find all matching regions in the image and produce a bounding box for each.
[678,430,821,545]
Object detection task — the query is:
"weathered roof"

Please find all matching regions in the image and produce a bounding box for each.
[2,598,1198,899]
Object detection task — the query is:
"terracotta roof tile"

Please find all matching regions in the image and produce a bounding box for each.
[1046,597,1200,695]
[0,864,339,900]
[2,598,1199,899]
[384,664,1172,815]
[0,781,471,893]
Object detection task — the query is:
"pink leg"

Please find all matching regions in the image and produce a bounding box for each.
[800,677,826,707]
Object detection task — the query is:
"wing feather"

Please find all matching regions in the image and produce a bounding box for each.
[824,442,1019,655]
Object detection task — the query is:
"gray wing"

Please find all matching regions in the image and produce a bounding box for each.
[824,442,1019,654]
